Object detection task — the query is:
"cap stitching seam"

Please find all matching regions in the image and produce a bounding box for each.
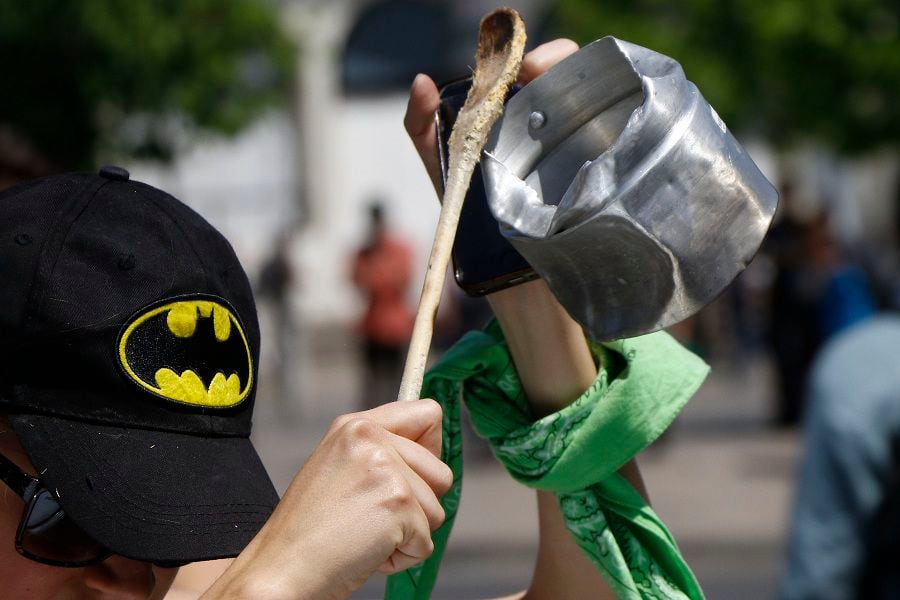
[24,177,112,330]
[131,183,212,278]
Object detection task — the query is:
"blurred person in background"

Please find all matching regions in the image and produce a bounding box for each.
[351,200,415,408]
[257,229,301,417]
[781,313,900,599]
[805,212,877,341]
[782,191,896,599]
[764,182,879,426]
[764,182,822,426]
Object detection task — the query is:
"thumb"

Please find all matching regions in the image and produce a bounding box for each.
[404,73,442,192]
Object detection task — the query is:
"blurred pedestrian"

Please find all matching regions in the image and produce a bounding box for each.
[805,212,877,341]
[764,182,821,426]
[351,200,414,408]
[782,314,900,599]
[258,229,302,418]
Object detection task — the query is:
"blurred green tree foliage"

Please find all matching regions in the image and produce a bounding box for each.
[550,0,898,153]
[0,0,294,174]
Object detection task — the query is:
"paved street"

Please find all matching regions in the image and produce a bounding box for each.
[169,326,799,599]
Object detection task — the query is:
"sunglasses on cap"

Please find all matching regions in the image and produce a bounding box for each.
[0,451,186,568]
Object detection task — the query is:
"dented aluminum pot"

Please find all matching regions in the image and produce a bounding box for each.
[482,36,778,340]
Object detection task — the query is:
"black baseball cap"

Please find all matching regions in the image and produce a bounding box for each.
[0,167,279,563]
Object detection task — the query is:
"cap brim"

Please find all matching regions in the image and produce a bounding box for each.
[10,414,278,564]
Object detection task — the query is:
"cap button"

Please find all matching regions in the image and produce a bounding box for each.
[99,165,130,181]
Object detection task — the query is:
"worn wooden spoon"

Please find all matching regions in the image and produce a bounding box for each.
[397,8,527,402]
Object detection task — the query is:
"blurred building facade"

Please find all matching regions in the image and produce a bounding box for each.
[127,0,897,328]
[280,0,554,325]
[131,1,556,323]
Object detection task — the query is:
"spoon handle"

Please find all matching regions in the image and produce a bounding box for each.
[397,8,526,402]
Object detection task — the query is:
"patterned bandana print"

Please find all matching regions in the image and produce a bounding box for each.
[386,321,708,599]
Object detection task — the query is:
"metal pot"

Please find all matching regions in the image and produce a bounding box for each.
[483,36,778,340]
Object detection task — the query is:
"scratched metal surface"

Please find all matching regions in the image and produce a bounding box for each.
[483,37,778,340]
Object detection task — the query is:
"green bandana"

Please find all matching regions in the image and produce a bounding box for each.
[385,321,708,599]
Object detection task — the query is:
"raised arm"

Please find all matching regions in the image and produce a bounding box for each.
[404,39,648,599]
[490,280,646,600]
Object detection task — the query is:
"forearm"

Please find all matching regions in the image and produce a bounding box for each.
[487,279,648,497]
[487,280,596,416]
[199,536,328,600]
[487,279,647,599]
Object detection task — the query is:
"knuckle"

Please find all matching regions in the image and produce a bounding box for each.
[430,504,446,530]
[328,413,355,435]
[436,464,454,495]
[422,536,435,558]
[382,480,416,511]
[363,446,394,473]
[342,417,379,441]
[335,419,386,461]
[419,398,443,425]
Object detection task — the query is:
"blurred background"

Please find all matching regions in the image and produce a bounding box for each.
[1,0,898,598]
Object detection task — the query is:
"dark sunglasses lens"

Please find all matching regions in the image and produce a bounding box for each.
[18,488,107,566]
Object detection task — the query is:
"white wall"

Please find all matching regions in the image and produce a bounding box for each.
[292,94,440,324]
[126,112,301,277]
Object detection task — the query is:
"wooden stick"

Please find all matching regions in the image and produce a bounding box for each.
[397,8,527,401]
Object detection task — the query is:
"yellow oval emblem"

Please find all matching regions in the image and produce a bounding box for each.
[117,296,253,408]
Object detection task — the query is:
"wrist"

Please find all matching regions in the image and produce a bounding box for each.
[201,539,338,600]
[487,279,597,415]
[202,569,294,600]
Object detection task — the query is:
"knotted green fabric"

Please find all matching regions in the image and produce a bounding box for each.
[386,321,708,599]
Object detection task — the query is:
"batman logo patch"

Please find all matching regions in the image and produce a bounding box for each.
[117,296,253,408]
